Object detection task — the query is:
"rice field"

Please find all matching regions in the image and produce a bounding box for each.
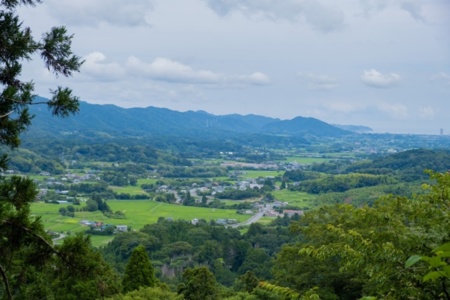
[272,190,317,209]
[31,200,249,234]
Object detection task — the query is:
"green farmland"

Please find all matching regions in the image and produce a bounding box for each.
[273,190,317,209]
[31,200,249,238]
[284,156,330,164]
[241,170,283,179]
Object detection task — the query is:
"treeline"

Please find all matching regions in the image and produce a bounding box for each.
[101,218,296,287]
[279,149,450,206]
[290,173,394,194]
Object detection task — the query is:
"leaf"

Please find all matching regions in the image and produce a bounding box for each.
[405,255,423,268]
[423,271,444,282]
[428,256,445,268]
[433,242,450,253]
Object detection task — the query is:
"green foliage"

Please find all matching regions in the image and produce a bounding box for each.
[215,188,262,200]
[178,266,219,300]
[0,2,82,150]
[346,149,450,181]
[48,233,120,299]
[105,286,181,300]
[406,241,450,299]
[0,175,52,299]
[122,245,157,293]
[273,170,450,299]
[258,282,320,300]
[291,173,393,194]
[236,271,259,293]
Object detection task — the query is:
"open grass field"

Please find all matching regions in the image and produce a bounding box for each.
[137,178,158,185]
[220,198,260,206]
[89,235,116,247]
[273,190,317,209]
[109,185,148,196]
[31,200,249,234]
[257,216,276,225]
[241,170,283,179]
[284,156,329,164]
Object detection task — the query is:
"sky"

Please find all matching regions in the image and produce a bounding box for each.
[17,0,450,134]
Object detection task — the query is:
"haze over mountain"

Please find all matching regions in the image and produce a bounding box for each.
[28,98,355,139]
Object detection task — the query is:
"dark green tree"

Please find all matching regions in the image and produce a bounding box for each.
[49,234,120,299]
[0,1,82,151]
[122,245,157,293]
[178,266,219,300]
[0,1,83,298]
[236,271,259,293]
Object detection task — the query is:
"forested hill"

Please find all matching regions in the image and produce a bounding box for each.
[27,97,352,139]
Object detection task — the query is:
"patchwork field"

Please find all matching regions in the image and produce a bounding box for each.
[31,200,249,234]
[273,190,317,209]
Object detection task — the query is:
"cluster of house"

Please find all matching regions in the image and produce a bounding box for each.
[78,220,128,233]
[39,171,100,185]
[216,219,238,225]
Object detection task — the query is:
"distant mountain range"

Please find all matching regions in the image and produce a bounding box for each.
[26,98,365,139]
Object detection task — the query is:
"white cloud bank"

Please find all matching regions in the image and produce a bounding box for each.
[82,52,270,87]
[361,69,401,88]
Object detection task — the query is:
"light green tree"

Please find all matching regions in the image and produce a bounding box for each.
[106,286,181,300]
[274,170,450,299]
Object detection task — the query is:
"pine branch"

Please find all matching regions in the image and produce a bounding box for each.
[0,263,12,300]
[1,220,77,269]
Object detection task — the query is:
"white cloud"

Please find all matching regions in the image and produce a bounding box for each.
[203,0,344,33]
[299,73,339,90]
[126,57,223,84]
[430,72,450,85]
[45,0,154,27]
[119,56,269,87]
[361,69,401,88]
[81,52,125,80]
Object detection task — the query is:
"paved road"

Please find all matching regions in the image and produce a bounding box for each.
[231,204,273,227]
[52,233,66,242]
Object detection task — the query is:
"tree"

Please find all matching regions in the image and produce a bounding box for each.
[406,242,450,300]
[122,245,157,293]
[105,286,181,300]
[0,1,82,151]
[236,271,259,293]
[48,234,120,299]
[178,266,219,300]
[0,1,83,298]
[273,170,450,299]
[58,206,67,216]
